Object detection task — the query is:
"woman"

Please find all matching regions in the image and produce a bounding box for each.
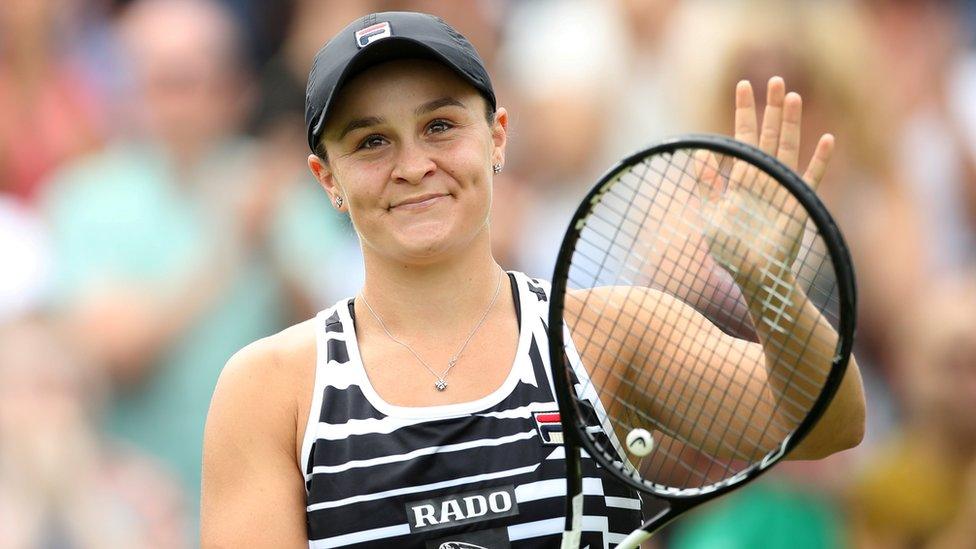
[201,11,865,548]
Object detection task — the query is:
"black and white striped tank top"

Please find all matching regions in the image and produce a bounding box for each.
[301,271,642,548]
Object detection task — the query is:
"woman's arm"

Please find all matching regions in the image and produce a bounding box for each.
[201,338,309,548]
[568,282,864,463]
[566,79,869,461]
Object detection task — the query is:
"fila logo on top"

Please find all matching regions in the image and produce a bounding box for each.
[406,486,519,533]
[354,22,391,48]
[534,411,563,445]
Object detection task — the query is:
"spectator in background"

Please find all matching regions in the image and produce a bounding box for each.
[499,0,629,279]
[41,0,289,528]
[667,2,922,546]
[850,273,976,548]
[0,0,107,202]
[495,0,711,279]
[248,0,383,312]
[863,0,976,277]
[692,1,926,385]
[0,317,188,548]
[600,0,687,159]
[0,197,51,322]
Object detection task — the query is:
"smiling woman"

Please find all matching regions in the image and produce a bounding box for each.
[309,59,505,265]
[199,10,864,549]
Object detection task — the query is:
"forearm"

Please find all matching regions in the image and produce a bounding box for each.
[154,239,247,343]
[738,266,865,457]
[88,236,251,382]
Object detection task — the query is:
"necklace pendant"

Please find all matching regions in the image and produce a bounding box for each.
[434,379,448,391]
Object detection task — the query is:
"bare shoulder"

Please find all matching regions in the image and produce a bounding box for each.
[210,318,319,453]
[218,319,317,396]
[202,319,318,547]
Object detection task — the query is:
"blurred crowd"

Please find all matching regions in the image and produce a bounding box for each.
[1,0,974,547]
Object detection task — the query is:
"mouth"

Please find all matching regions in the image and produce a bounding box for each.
[389,193,450,211]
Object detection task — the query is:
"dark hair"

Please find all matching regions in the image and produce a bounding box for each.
[314,99,496,162]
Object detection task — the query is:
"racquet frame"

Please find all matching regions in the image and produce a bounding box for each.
[548,134,857,547]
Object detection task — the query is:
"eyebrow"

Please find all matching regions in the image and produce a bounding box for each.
[336,116,384,141]
[334,97,467,141]
[414,96,466,116]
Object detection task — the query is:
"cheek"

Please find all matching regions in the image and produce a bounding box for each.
[335,162,387,207]
[443,138,494,194]
[443,156,492,221]
[331,168,388,244]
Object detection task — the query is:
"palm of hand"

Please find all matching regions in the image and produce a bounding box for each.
[697,161,805,282]
[696,77,834,286]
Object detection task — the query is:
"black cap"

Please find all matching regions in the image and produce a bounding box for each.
[305,11,496,153]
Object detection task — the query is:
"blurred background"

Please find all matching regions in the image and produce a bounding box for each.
[1,0,975,547]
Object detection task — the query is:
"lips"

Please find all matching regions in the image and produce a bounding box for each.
[390,193,450,210]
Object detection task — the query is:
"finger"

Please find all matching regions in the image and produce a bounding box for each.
[758,76,785,155]
[692,150,723,201]
[802,133,835,191]
[777,92,802,171]
[734,80,759,146]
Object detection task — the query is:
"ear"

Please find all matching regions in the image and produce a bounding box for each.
[490,107,509,169]
[308,154,345,211]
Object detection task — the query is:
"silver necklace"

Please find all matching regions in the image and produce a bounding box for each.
[359,269,504,391]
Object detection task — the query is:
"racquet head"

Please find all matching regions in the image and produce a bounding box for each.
[548,134,856,546]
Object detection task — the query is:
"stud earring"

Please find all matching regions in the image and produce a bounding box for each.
[335,196,343,208]
[492,163,503,174]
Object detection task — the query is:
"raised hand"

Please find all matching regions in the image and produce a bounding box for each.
[694,77,835,288]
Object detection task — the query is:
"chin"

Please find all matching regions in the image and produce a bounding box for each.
[396,232,461,263]
[367,195,490,264]
[381,218,451,259]
[390,218,488,264]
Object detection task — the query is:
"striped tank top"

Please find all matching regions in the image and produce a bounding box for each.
[301,271,642,548]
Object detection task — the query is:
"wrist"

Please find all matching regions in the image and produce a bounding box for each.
[730,260,796,300]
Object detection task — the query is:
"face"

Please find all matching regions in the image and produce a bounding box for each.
[898,286,976,438]
[0,322,90,441]
[122,0,245,153]
[308,59,507,265]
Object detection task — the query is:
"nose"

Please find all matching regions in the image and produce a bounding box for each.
[391,138,436,185]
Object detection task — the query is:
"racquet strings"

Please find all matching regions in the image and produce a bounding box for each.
[562,147,841,492]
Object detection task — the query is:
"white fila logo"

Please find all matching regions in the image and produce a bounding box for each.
[354,22,391,48]
[406,486,518,532]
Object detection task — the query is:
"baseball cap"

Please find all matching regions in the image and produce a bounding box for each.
[305,11,496,153]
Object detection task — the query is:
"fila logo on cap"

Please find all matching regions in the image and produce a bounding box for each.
[355,22,392,48]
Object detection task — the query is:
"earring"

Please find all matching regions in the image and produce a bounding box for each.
[492,163,502,174]
[334,196,343,208]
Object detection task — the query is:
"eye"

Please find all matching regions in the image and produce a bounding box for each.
[426,119,454,134]
[357,134,388,150]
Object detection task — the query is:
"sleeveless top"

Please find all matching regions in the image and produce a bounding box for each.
[301,271,642,548]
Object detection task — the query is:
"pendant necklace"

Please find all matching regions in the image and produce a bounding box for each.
[359,268,504,391]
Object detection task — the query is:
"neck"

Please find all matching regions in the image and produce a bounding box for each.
[359,230,503,333]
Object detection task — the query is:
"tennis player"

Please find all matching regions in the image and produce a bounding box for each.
[201,11,865,548]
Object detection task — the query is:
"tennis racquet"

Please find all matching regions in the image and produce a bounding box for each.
[547,134,856,548]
